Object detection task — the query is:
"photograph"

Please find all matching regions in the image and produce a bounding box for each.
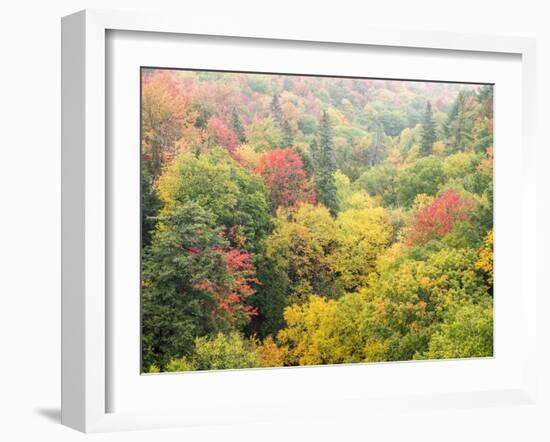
[1,1,544,439]
[140,68,494,373]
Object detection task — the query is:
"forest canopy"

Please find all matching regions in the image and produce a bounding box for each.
[141,69,494,372]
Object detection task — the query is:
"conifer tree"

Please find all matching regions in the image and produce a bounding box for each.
[443,91,472,153]
[315,110,338,215]
[231,108,246,144]
[309,138,319,164]
[282,119,294,147]
[270,93,284,129]
[421,101,436,156]
[368,122,386,166]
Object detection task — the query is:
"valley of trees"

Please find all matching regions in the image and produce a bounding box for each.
[140,69,494,372]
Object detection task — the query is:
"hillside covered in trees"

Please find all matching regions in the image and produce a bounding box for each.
[140,69,494,372]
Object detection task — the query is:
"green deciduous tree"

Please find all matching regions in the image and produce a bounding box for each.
[245,118,283,152]
[141,203,229,370]
[359,246,492,362]
[396,156,446,207]
[418,301,493,359]
[157,150,271,252]
[377,109,407,137]
[298,114,317,135]
[164,332,261,371]
[354,164,399,207]
[263,204,338,304]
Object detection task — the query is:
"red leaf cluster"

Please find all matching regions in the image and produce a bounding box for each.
[206,116,238,153]
[255,148,316,208]
[193,245,260,324]
[217,248,260,320]
[407,190,474,246]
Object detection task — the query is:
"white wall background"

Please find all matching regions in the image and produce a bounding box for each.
[0,1,547,440]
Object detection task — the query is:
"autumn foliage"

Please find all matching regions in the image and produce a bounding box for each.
[407,190,475,245]
[221,248,260,318]
[140,69,494,372]
[255,148,316,208]
[207,116,239,153]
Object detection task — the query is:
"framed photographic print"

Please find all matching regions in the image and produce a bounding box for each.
[139,67,495,374]
[61,9,537,433]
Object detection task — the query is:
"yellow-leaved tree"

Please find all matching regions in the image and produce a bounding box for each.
[331,208,393,292]
[476,229,494,286]
[263,204,338,303]
[277,294,369,366]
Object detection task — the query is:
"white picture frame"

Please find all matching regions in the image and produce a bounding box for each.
[61,9,537,433]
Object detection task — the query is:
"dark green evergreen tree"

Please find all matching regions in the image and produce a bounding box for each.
[231,108,246,144]
[367,122,386,166]
[309,138,319,164]
[141,162,162,249]
[443,91,473,153]
[421,101,436,156]
[314,111,338,215]
[282,119,294,147]
[294,145,315,177]
[245,252,289,339]
[270,93,284,129]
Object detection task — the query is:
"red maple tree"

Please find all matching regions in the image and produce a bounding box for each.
[192,236,260,325]
[206,116,238,153]
[407,190,474,245]
[255,148,315,209]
